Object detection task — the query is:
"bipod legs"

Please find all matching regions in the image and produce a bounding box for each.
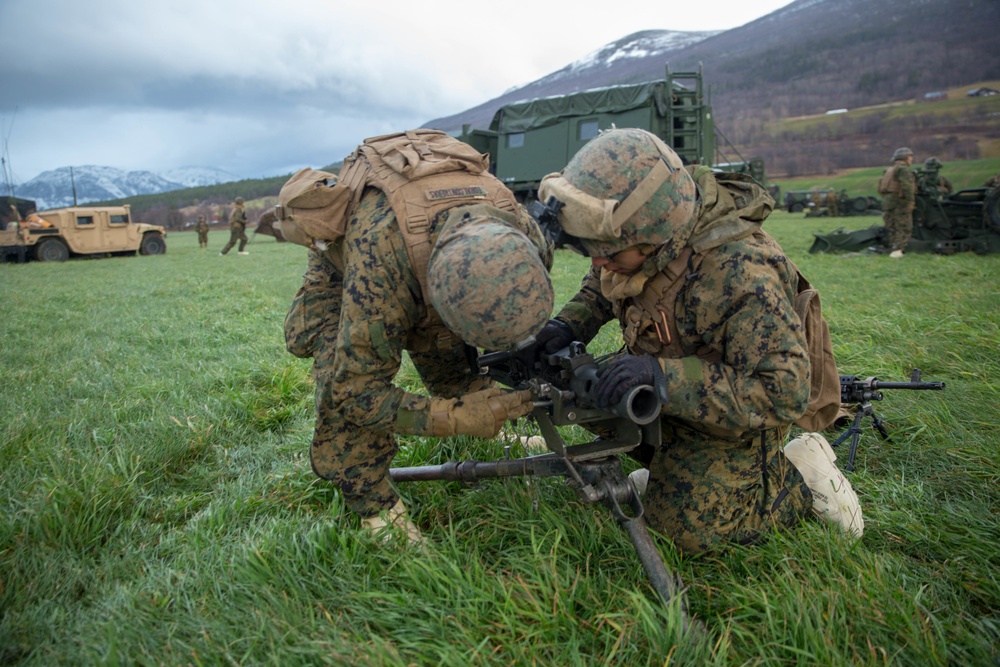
[831,402,891,471]
[390,454,695,630]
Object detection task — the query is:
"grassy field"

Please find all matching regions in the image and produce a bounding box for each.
[1,220,998,665]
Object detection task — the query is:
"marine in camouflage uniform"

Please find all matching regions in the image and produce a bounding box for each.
[919,157,953,197]
[534,129,832,554]
[878,148,916,254]
[220,197,249,255]
[280,157,553,529]
[195,215,209,248]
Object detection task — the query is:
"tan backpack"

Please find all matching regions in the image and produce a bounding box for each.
[277,130,518,297]
[785,261,842,431]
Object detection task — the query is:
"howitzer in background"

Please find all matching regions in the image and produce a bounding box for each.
[834,369,945,471]
[390,341,694,628]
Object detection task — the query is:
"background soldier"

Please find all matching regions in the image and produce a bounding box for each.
[277,133,553,544]
[195,215,209,248]
[219,197,249,255]
[921,157,953,196]
[877,147,916,258]
[826,188,839,216]
[531,128,861,555]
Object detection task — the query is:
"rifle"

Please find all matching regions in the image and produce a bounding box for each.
[390,340,693,627]
[833,368,945,471]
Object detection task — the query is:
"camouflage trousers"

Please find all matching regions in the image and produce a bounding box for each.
[643,420,812,554]
[197,230,209,247]
[285,253,488,517]
[882,205,913,251]
[220,226,248,254]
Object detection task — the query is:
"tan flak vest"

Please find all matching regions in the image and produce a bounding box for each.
[612,168,841,432]
[878,162,905,196]
[280,130,519,352]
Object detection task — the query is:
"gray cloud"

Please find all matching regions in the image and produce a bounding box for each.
[0,0,793,182]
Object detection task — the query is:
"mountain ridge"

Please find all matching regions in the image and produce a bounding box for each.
[15,165,238,210]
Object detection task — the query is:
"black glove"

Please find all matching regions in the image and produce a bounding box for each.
[594,354,669,409]
[534,318,576,356]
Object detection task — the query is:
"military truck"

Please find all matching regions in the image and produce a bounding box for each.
[0,203,167,262]
[452,66,764,202]
[809,185,1000,254]
[784,189,880,216]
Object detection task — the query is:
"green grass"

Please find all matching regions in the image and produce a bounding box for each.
[1,223,998,665]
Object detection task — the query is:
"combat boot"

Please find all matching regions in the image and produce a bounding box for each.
[784,433,864,538]
[360,499,425,546]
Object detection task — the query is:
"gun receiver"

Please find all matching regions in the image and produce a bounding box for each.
[834,369,945,471]
[390,341,693,628]
[478,340,661,458]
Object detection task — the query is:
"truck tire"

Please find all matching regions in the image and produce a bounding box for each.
[790,202,804,213]
[140,232,166,255]
[851,197,869,213]
[35,238,70,262]
[985,187,1000,230]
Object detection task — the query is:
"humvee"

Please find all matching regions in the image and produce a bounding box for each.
[0,204,166,262]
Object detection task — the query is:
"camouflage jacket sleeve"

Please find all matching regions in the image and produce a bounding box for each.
[896,165,916,204]
[660,233,809,437]
[553,264,616,343]
[321,191,432,434]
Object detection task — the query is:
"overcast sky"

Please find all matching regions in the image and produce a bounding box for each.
[1,0,794,184]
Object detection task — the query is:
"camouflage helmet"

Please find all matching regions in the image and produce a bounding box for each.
[427,204,553,350]
[924,156,943,169]
[234,197,245,205]
[891,147,914,162]
[537,128,697,258]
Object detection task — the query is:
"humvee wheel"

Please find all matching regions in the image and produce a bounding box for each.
[139,232,166,255]
[35,238,70,262]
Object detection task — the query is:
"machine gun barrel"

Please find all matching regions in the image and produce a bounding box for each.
[840,369,945,404]
[388,340,694,622]
[390,453,692,630]
[834,368,946,470]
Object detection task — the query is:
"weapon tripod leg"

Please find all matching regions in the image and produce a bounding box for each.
[603,482,694,632]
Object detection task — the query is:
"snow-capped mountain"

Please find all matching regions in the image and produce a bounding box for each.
[161,166,238,189]
[15,165,237,211]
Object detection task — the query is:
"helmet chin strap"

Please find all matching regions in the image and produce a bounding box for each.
[611,156,673,228]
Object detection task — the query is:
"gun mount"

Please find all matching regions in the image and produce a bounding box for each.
[390,341,693,629]
[833,368,945,470]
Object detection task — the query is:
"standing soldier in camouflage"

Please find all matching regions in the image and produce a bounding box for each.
[877,147,916,258]
[276,131,554,544]
[826,188,839,217]
[195,215,210,249]
[530,128,861,555]
[920,157,953,197]
[219,197,249,255]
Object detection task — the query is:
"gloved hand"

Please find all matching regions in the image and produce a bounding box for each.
[428,388,534,438]
[594,354,669,409]
[534,318,576,356]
